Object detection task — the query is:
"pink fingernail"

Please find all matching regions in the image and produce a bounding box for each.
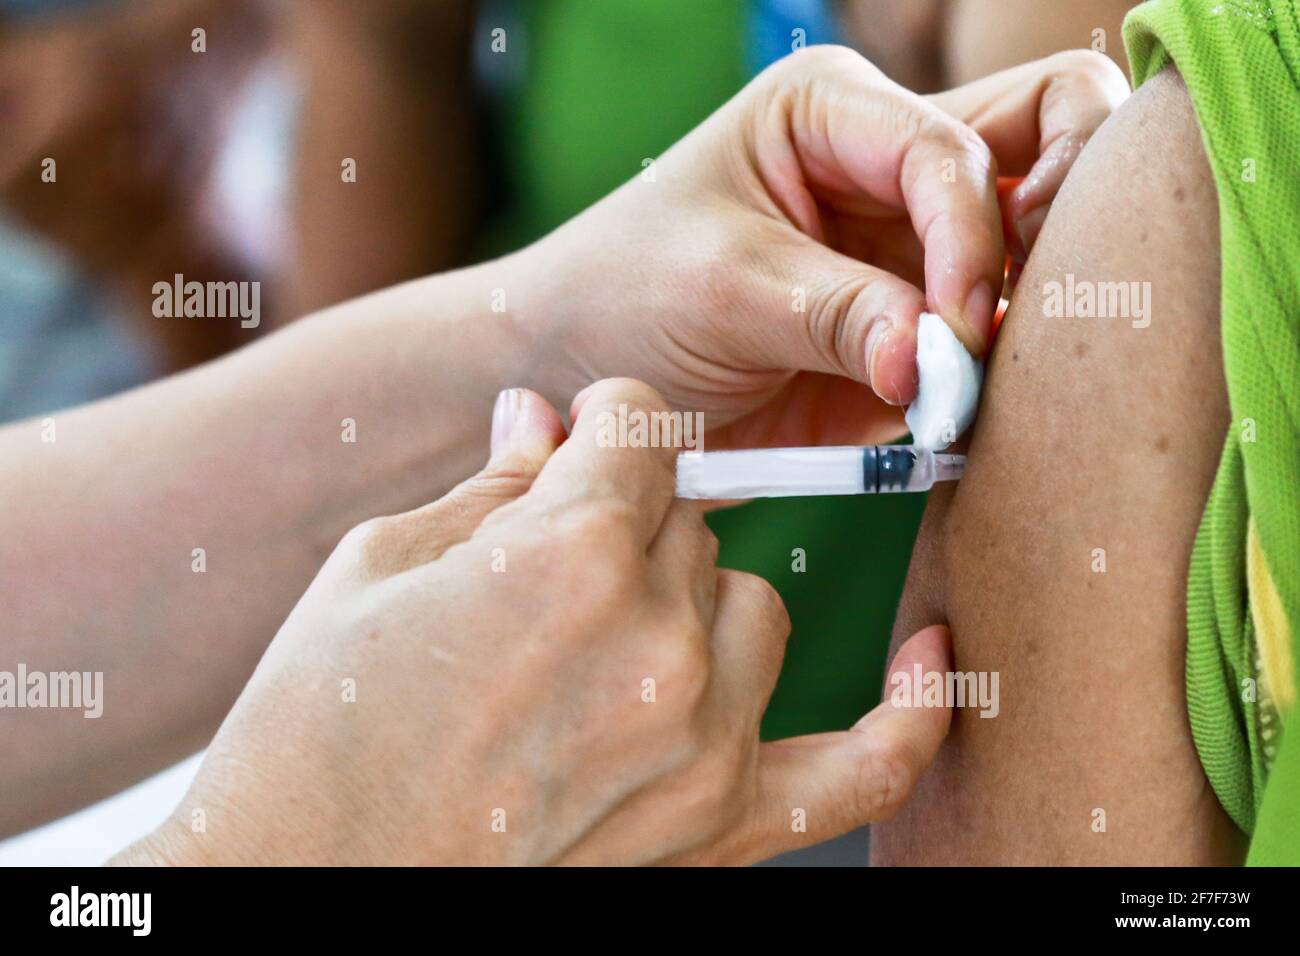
[868,318,920,406]
[865,319,894,395]
[961,280,996,353]
[490,388,523,457]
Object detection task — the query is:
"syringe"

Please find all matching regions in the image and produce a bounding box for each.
[675,445,965,499]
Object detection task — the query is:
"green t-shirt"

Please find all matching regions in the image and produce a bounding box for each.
[1126,0,1300,863]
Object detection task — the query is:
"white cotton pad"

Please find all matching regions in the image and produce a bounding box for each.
[904,312,983,451]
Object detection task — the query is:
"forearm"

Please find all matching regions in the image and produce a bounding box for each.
[0,257,529,835]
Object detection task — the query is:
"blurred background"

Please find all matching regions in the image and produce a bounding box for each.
[0,0,1137,865]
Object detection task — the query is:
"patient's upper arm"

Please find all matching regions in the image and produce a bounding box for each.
[872,69,1243,864]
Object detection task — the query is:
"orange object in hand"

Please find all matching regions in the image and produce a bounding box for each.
[989,176,1024,351]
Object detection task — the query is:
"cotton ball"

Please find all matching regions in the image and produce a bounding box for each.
[904,312,983,451]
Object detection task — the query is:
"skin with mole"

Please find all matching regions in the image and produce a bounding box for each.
[873,70,1242,865]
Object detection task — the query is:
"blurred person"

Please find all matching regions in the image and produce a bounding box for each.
[0,0,271,406]
[0,0,479,424]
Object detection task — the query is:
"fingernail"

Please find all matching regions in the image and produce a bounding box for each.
[867,317,920,406]
[865,319,894,396]
[961,280,996,355]
[490,388,523,457]
[1014,205,1049,257]
[1011,132,1082,211]
[888,624,955,683]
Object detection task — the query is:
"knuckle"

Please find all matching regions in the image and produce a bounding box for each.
[647,441,682,483]
[805,273,889,374]
[885,95,929,149]
[904,104,997,182]
[664,502,719,565]
[557,498,641,549]
[792,43,873,78]
[946,119,996,178]
[1045,50,1131,114]
[335,510,451,582]
[853,739,915,822]
[697,523,721,567]
[653,628,711,697]
[904,102,993,173]
[337,516,399,570]
[550,502,645,596]
[755,45,882,117]
[463,466,538,502]
[430,489,482,533]
[1051,48,1125,86]
[731,571,792,637]
[576,558,638,617]
[436,470,535,530]
[583,377,672,420]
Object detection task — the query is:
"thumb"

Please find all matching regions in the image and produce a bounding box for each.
[734,623,954,862]
[762,235,928,406]
[352,388,567,578]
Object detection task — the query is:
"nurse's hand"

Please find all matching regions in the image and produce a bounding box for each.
[115,380,952,866]
[518,47,1127,448]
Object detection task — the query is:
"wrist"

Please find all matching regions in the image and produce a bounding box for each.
[397,252,545,411]
[107,819,200,867]
[108,784,300,867]
[500,231,607,411]
[267,255,540,546]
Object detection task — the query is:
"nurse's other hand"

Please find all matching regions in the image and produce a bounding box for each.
[522,46,1127,448]
[115,380,952,865]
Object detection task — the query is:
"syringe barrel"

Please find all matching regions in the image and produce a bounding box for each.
[673,445,962,499]
[675,446,865,499]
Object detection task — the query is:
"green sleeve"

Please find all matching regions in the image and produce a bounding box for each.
[1124,0,1300,863]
